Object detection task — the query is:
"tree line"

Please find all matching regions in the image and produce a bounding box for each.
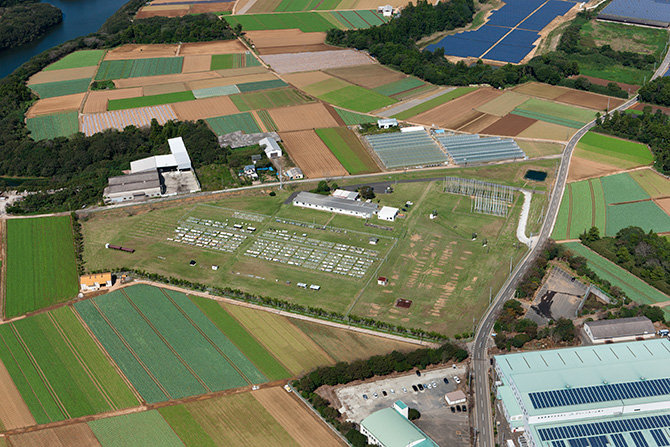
[639,77,670,106]
[0,0,62,50]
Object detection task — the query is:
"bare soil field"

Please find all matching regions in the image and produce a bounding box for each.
[568,156,622,182]
[104,44,179,60]
[283,71,333,89]
[475,91,529,116]
[654,197,670,216]
[114,71,220,89]
[216,66,269,77]
[325,64,405,89]
[517,121,574,141]
[261,50,374,74]
[188,72,276,90]
[268,102,339,131]
[9,424,101,447]
[481,114,536,136]
[280,130,348,178]
[136,7,189,18]
[181,55,212,73]
[516,140,564,158]
[512,82,567,100]
[260,44,335,55]
[247,29,326,48]
[570,75,638,93]
[27,66,97,85]
[457,113,501,133]
[179,40,247,55]
[82,87,144,114]
[172,96,239,120]
[253,387,343,447]
[142,82,188,96]
[190,2,234,13]
[0,360,35,430]
[412,88,502,129]
[554,90,623,111]
[26,92,86,117]
[137,0,233,16]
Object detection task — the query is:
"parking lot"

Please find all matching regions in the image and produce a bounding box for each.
[335,366,470,447]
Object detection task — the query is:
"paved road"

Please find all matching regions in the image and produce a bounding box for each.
[469,64,669,445]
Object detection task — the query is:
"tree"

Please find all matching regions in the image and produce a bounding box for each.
[515,318,538,338]
[552,318,575,342]
[408,408,421,420]
[358,185,375,200]
[580,226,600,244]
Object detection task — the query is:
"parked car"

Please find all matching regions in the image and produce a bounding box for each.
[390,389,395,394]
[456,405,462,412]
[461,405,467,412]
[451,407,456,413]
[412,385,418,392]
[382,390,387,397]
[416,370,422,377]
[443,378,449,384]
[373,392,379,398]
[431,381,437,388]
[363,394,368,400]
[454,376,461,384]
[418,384,424,391]
[402,387,408,393]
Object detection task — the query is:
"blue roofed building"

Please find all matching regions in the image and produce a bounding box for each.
[495,339,670,447]
[599,0,670,28]
[360,401,439,447]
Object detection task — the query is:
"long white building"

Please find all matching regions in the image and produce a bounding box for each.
[292,191,378,218]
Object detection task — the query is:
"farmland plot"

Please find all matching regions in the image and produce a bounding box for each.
[280,130,348,177]
[315,127,379,174]
[268,103,339,131]
[89,411,183,447]
[26,111,80,140]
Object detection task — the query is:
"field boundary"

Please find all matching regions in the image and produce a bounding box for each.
[0,219,6,320]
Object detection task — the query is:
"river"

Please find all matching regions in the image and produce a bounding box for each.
[0,0,130,78]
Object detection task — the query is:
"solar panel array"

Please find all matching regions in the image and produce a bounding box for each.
[529,378,670,409]
[598,0,670,27]
[426,0,575,63]
[435,133,526,164]
[364,131,448,169]
[538,414,670,445]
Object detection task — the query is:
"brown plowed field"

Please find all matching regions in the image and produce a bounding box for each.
[325,64,405,89]
[283,71,333,89]
[181,55,212,73]
[28,66,97,85]
[268,103,339,131]
[517,121,574,141]
[412,88,502,129]
[457,113,501,133]
[0,360,35,430]
[113,71,220,89]
[654,197,670,216]
[481,114,536,136]
[179,40,247,55]
[571,75,638,93]
[216,66,268,77]
[568,156,621,182]
[475,91,529,116]
[253,387,343,447]
[190,2,234,12]
[136,8,186,18]
[188,72,276,90]
[512,82,567,100]
[143,82,188,96]
[26,92,86,117]
[104,44,179,60]
[258,44,335,55]
[280,130,348,178]
[632,102,670,114]
[555,90,623,111]
[82,87,144,114]
[9,423,101,447]
[172,96,239,120]
[246,29,326,48]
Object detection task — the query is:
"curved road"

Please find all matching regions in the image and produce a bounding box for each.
[471,50,670,447]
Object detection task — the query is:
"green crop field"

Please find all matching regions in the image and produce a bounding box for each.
[211,53,243,70]
[514,98,597,127]
[334,10,368,28]
[592,178,606,231]
[568,180,593,239]
[230,88,312,111]
[206,112,261,135]
[575,131,653,168]
[45,50,106,71]
[158,406,217,447]
[237,79,287,93]
[256,109,278,131]
[95,57,183,81]
[89,411,184,447]
[606,201,670,236]
[629,169,670,198]
[601,172,650,204]
[26,111,79,141]
[29,78,91,98]
[334,107,376,125]
[225,12,340,32]
[320,85,396,112]
[5,216,79,317]
[552,188,570,240]
[190,295,290,380]
[374,77,424,96]
[107,91,195,110]
[316,127,379,174]
[393,86,478,120]
[563,242,668,308]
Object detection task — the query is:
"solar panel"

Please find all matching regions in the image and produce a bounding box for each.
[598,0,670,27]
[651,429,669,446]
[612,434,628,447]
[537,415,670,441]
[520,0,575,31]
[631,432,648,447]
[529,378,670,409]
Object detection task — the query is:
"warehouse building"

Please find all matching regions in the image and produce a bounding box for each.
[292,191,378,218]
[584,316,656,344]
[131,136,193,173]
[260,137,282,158]
[495,339,670,447]
[378,206,399,222]
[360,401,438,447]
[598,0,670,28]
[103,171,163,203]
[80,273,113,292]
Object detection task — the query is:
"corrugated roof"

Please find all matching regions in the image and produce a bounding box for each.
[293,191,378,214]
[361,407,438,447]
[106,171,161,194]
[585,316,655,340]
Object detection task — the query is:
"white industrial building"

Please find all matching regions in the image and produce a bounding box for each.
[260,137,282,158]
[360,401,438,447]
[377,118,398,129]
[583,316,656,344]
[131,137,193,173]
[292,191,378,218]
[378,206,399,222]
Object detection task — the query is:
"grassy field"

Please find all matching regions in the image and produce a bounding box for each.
[225,12,340,32]
[45,50,106,71]
[107,90,195,110]
[393,87,478,120]
[206,112,261,135]
[574,131,653,168]
[230,88,312,111]
[319,84,396,112]
[89,411,184,447]
[26,111,79,141]
[29,78,91,98]
[315,127,379,174]
[629,169,670,198]
[5,216,79,318]
[95,57,183,81]
[334,107,376,125]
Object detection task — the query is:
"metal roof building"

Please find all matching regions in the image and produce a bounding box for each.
[360,401,438,447]
[131,137,193,173]
[598,0,670,27]
[103,171,163,203]
[292,191,378,218]
[495,339,670,447]
[584,316,656,344]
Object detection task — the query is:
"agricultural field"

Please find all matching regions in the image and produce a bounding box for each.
[29,78,92,99]
[95,57,184,81]
[206,112,261,135]
[267,102,340,131]
[230,88,313,111]
[261,49,374,74]
[392,86,478,120]
[0,308,138,424]
[315,127,379,174]
[137,0,234,18]
[334,107,376,125]
[26,111,80,140]
[5,216,79,317]
[224,11,387,32]
[280,130,349,177]
[80,159,557,334]
[44,50,106,71]
[89,411,183,447]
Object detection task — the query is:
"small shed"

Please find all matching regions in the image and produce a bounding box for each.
[377,118,398,129]
[377,4,394,16]
[260,137,282,158]
[445,390,467,405]
[251,154,262,164]
[378,206,399,222]
[369,237,379,245]
[378,276,388,286]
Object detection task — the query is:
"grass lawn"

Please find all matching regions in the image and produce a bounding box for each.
[196,164,239,190]
[5,216,79,318]
[393,86,478,120]
[45,50,106,71]
[575,131,653,168]
[107,90,195,110]
[319,84,396,112]
[26,111,79,141]
[552,185,570,240]
[315,127,379,174]
[89,411,184,447]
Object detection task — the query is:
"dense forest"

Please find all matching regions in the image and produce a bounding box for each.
[594,109,670,174]
[0,0,62,50]
[0,5,236,213]
[638,77,670,106]
[581,226,670,295]
[325,3,627,96]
